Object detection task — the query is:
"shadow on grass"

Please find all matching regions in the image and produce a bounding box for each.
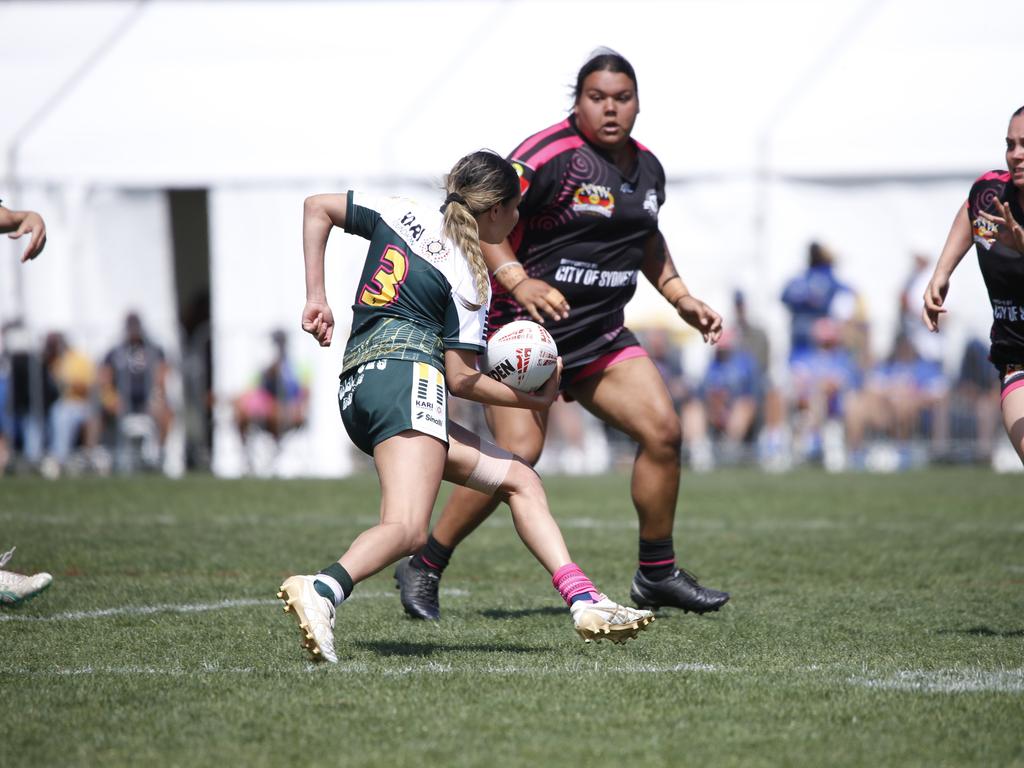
[354,640,542,657]
[937,626,1024,638]
[479,606,565,620]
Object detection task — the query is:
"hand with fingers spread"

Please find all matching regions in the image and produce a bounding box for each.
[675,295,724,344]
[301,299,335,347]
[510,278,570,324]
[978,198,1024,253]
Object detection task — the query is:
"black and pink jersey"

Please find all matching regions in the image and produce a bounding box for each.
[966,171,1024,367]
[489,115,665,371]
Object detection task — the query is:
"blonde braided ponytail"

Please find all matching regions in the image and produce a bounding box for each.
[441,151,521,308]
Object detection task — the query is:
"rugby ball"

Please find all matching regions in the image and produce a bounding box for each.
[484,321,558,392]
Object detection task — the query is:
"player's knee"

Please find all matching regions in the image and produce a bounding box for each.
[640,417,682,460]
[395,522,428,555]
[502,457,542,499]
[405,527,429,554]
[491,424,545,466]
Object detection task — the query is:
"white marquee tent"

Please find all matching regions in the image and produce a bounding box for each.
[2,0,1021,475]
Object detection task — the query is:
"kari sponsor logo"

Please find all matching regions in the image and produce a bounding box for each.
[572,184,614,217]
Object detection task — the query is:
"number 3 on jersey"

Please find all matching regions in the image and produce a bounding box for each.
[360,245,408,307]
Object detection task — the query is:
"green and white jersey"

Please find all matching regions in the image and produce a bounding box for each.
[341,191,489,376]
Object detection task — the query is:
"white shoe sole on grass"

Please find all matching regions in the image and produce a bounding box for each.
[571,599,655,644]
[277,575,338,663]
[0,571,53,607]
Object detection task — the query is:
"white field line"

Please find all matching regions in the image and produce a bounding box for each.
[848,669,1024,694]
[0,588,469,623]
[2,661,1022,693]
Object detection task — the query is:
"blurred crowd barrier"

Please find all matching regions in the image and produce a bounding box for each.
[1,301,1018,479]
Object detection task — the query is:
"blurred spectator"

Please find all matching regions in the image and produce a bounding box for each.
[847,332,948,461]
[41,332,101,477]
[788,317,863,468]
[100,312,172,471]
[733,290,769,377]
[947,338,1002,462]
[682,330,761,470]
[1,322,57,470]
[234,330,309,461]
[899,253,943,364]
[781,241,857,361]
[641,327,689,412]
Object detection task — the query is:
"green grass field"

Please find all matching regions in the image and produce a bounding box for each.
[1,469,1022,767]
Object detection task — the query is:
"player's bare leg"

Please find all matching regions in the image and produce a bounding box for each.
[571,356,729,614]
[280,432,445,661]
[1001,385,1024,463]
[395,408,549,619]
[439,422,653,643]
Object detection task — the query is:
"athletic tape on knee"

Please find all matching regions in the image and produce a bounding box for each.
[465,441,515,495]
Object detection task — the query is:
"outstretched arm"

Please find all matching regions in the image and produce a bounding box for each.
[922,201,973,332]
[301,194,347,346]
[0,205,47,262]
[641,231,722,344]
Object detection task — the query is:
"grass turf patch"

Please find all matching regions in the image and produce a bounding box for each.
[1,468,1022,767]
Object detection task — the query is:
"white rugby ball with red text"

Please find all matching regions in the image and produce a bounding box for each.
[484,320,559,392]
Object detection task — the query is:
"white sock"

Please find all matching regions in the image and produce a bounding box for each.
[313,574,346,607]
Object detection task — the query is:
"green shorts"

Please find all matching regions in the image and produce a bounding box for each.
[338,359,448,455]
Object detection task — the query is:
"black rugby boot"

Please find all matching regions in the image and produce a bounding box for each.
[630,568,729,614]
[394,556,441,620]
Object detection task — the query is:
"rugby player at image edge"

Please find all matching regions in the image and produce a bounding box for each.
[923,104,1024,465]
[0,199,53,606]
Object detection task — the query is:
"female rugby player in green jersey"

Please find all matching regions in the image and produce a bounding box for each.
[277,151,654,662]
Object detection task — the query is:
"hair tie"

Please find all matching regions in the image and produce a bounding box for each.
[440,192,467,214]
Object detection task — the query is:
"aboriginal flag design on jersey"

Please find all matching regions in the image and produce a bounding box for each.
[966,171,1024,367]
[492,115,666,372]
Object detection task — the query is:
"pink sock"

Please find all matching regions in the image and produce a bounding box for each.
[551,563,600,606]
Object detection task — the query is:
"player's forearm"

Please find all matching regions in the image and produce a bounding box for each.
[482,240,529,293]
[931,202,973,282]
[446,368,547,409]
[641,232,690,305]
[444,349,548,409]
[302,196,337,301]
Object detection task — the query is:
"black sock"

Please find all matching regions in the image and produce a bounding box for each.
[412,534,453,573]
[314,562,354,605]
[639,537,675,581]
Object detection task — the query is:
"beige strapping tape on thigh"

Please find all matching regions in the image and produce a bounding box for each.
[465,440,515,495]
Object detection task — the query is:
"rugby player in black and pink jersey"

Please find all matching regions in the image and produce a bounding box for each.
[396,50,731,621]
[923,105,1024,465]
